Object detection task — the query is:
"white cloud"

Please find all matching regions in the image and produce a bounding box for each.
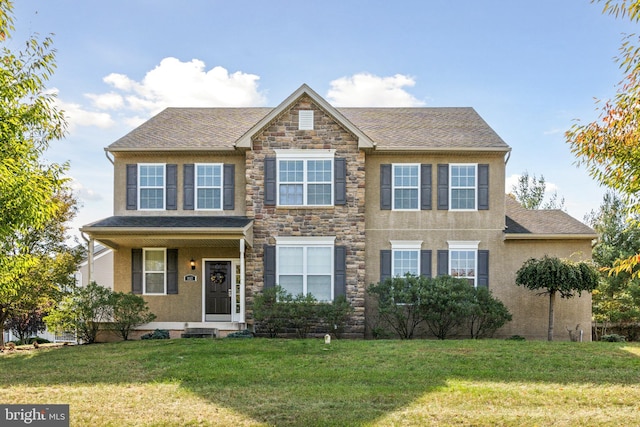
[326,73,426,107]
[88,57,267,120]
[57,98,116,130]
[70,179,103,202]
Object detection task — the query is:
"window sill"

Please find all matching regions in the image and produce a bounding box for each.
[275,206,336,211]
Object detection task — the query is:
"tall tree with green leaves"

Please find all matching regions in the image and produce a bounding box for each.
[585,191,640,338]
[515,256,599,341]
[566,0,640,278]
[0,0,71,345]
[511,171,565,210]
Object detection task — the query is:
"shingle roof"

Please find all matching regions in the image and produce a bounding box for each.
[106,106,510,152]
[83,216,252,229]
[504,196,596,238]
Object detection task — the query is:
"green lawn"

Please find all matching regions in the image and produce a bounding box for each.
[2,338,640,426]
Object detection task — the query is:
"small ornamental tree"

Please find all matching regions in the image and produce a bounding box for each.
[4,308,47,343]
[109,292,156,341]
[515,256,599,341]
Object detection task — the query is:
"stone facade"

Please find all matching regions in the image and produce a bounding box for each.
[245,96,367,335]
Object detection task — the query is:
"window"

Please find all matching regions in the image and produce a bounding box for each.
[276,237,334,301]
[144,248,166,294]
[448,241,479,287]
[276,150,334,206]
[299,110,314,130]
[391,241,422,277]
[393,164,419,210]
[196,163,222,210]
[450,164,477,210]
[139,164,165,210]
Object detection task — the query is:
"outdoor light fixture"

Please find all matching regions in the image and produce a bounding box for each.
[190,259,196,270]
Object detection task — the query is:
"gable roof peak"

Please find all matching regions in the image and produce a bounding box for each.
[234,84,375,149]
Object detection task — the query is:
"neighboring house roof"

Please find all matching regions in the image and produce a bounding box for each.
[106,85,510,153]
[80,216,254,249]
[504,195,596,240]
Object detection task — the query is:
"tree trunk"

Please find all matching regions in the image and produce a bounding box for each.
[548,291,556,341]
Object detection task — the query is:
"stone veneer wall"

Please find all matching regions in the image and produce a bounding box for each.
[245,96,366,337]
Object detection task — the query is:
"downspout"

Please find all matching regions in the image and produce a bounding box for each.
[504,150,511,165]
[104,148,114,165]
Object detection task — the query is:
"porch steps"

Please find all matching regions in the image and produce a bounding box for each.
[181,328,218,339]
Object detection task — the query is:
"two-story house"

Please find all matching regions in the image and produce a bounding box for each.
[80,84,596,340]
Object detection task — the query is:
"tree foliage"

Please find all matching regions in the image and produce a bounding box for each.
[566,0,640,278]
[585,191,640,338]
[511,171,565,210]
[0,0,72,346]
[515,256,599,341]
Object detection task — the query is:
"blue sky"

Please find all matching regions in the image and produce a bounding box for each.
[9,1,638,241]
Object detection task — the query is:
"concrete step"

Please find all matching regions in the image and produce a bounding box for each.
[180,328,218,338]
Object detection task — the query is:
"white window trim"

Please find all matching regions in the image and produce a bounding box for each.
[391,241,422,277]
[274,149,335,207]
[447,241,479,287]
[195,163,223,211]
[449,163,478,211]
[143,248,167,295]
[299,110,314,130]
[138,163,166,211]
[392,163,420,211]
[275,236,335,301]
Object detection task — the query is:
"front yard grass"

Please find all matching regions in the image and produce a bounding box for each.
[2,338,640,426]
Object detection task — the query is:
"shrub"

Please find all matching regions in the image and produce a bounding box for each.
[226,329,254,339]
[367,275,426,339]
[288,293,320,338]
[420,276,477,340]
[141,329,170,340]
[253,286,291,337]
[4,309,48,343]
[601,334,626,342]
[506,335,526,341]
[320,295,354,339]
[45,282,112,344]
[109,292,156,341]
[468,287,512,339]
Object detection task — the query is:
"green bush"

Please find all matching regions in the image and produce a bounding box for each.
[506,335,526,341]
[141,329,170,340]
[45,282,112,344]
[109,292,156,341]
[320,295,354,339]
[367,275,426,339]
[468,287,513,339]
[420,275,477,340]
[601,334,626,342]
[253,286,291,337]
[226,329,254,339]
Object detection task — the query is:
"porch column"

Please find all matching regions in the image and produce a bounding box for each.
[88,238,95,285]
[240,238,245,323]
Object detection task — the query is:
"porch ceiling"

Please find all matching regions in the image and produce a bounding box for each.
[80,216,253,250]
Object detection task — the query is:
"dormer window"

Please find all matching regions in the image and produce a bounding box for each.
[299,110,314,130]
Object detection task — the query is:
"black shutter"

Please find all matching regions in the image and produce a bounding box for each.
[421,164,432,210]
[132,249,142,294]
[478,164,489,210]
[265,157,277,206]
[420,250,432,278]
[166,164,177,210]
[477,250,489,288]
[334,158,346,205]
[437,164,449,210]
[380,164,392,210]
[126,164,137,210]
[334,246,346,298]
[437,250,449,276]
[380,250,392,282]
[223,164,235,210]
[264,245,276,288]
[167,249,178,294]
[183,164,194,210]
